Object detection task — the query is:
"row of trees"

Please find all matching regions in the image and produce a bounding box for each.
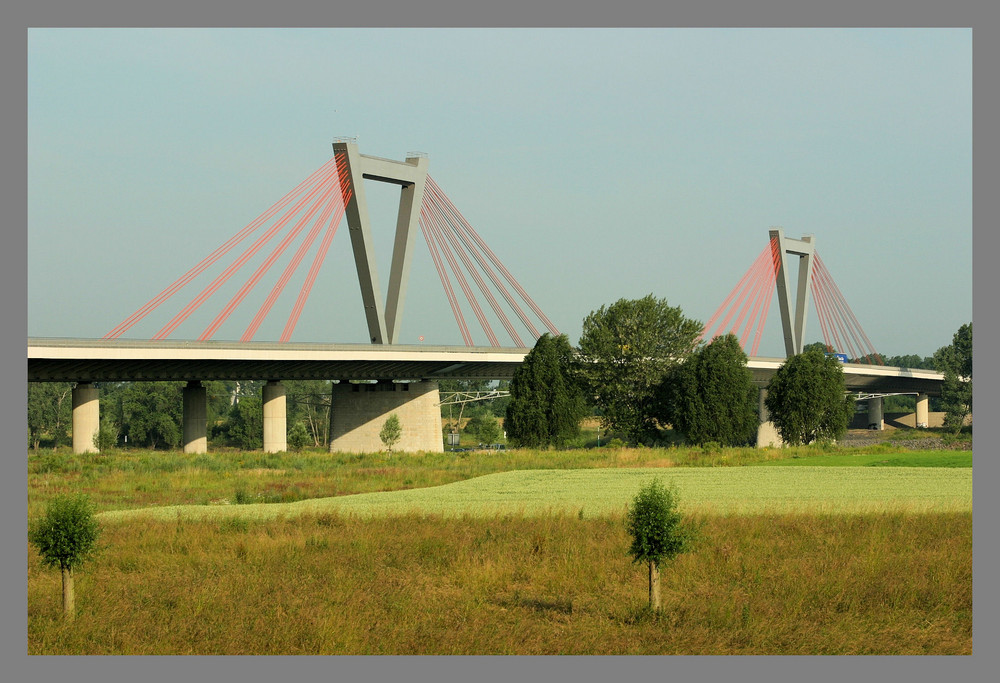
[504,294,972,448]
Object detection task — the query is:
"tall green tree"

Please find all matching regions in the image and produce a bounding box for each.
[764,348,855,445]
[661,334,759,446]
[505,333,588,448]
[577,295,702,444]
[934,323,972,433]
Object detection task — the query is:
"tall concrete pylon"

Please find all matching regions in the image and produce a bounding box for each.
[333,140,429,345]
[770,228,815,357]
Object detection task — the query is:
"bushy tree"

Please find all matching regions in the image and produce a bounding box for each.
[287,421,311,452]
[28,494,101,621]
[93,416,119,452]
[577,295,702,444]
[934,323,972,433]
[764,348,854,445]
[220,395,263,450]
[466,411,501,445]
[116,381,183,449]
[625,479,696,611]
[661,334,759,446]
[505,333,588,448]
[380,413,402,452]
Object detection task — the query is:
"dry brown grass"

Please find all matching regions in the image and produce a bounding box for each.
[28,511,971,655]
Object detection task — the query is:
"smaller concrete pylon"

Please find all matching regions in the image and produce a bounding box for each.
[262,380,287,453]
[756,388,783,448]
[329,380,443,453]
[183,381,208,454]
[867,396,884,431]
[71,382,100,454]
[915,393,929,429]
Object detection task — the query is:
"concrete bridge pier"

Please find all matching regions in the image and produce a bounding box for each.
[756,388,783,448]
[262,380,287,453]
[183,381,208,454]
[71,382,100,454]
[867,396,884,430]
[916,393,929,428]
[329,380,443,453]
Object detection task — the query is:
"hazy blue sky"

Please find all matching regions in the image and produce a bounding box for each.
[27,28,971,358]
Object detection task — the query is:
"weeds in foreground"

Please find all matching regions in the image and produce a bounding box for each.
[27,511,971,655]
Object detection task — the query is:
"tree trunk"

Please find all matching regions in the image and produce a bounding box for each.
[61,565,75,622]
[648,560,661,611]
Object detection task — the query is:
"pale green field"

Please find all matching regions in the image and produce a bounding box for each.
[99,466,972,522]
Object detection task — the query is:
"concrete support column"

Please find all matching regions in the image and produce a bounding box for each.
[71,382,100,454]
[867,396,884,431]
[329,380,443,453]
[915,393,930,429]
[756,388,783,448]
[262,380,287,453]
[182,381,208,454]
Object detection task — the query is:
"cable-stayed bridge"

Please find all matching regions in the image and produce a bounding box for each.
[28,141,944,453]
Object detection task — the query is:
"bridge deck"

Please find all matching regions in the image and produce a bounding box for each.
[27,338,532,382]
[27,338,944,394]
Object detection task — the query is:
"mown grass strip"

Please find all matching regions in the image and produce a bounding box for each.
[99,466,972,523]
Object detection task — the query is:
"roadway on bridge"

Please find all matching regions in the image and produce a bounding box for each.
[28,337,945,395]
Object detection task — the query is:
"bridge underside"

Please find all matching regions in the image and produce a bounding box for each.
[27,339,529,383]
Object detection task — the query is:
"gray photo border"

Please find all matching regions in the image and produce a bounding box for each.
[5,1,993,682]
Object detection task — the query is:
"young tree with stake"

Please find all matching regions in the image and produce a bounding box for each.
[28,494,101,622]
[625,479,695,612]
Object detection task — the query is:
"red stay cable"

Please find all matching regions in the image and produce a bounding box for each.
[815,254,881,364]
[715,245,771,341]
[701,240,773,342]
[241,187,345,342]
[104,158,337,339]
[280,197,348,343]
[246,158,353,342]
[429,195,523,347]
[153,163,340,339]
[199,170,343,340]
[424,179,540,341]
[749,238,781,356]
[419,205,473,346]
[422,194,498,346]
[426,176,559,337]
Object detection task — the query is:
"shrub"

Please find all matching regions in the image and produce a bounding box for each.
[287,421,310,452]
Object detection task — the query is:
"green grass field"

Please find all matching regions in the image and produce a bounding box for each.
[99,465,972,522]
[28,444,974,655]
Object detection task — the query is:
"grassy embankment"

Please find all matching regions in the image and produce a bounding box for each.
[27,443,972,655]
